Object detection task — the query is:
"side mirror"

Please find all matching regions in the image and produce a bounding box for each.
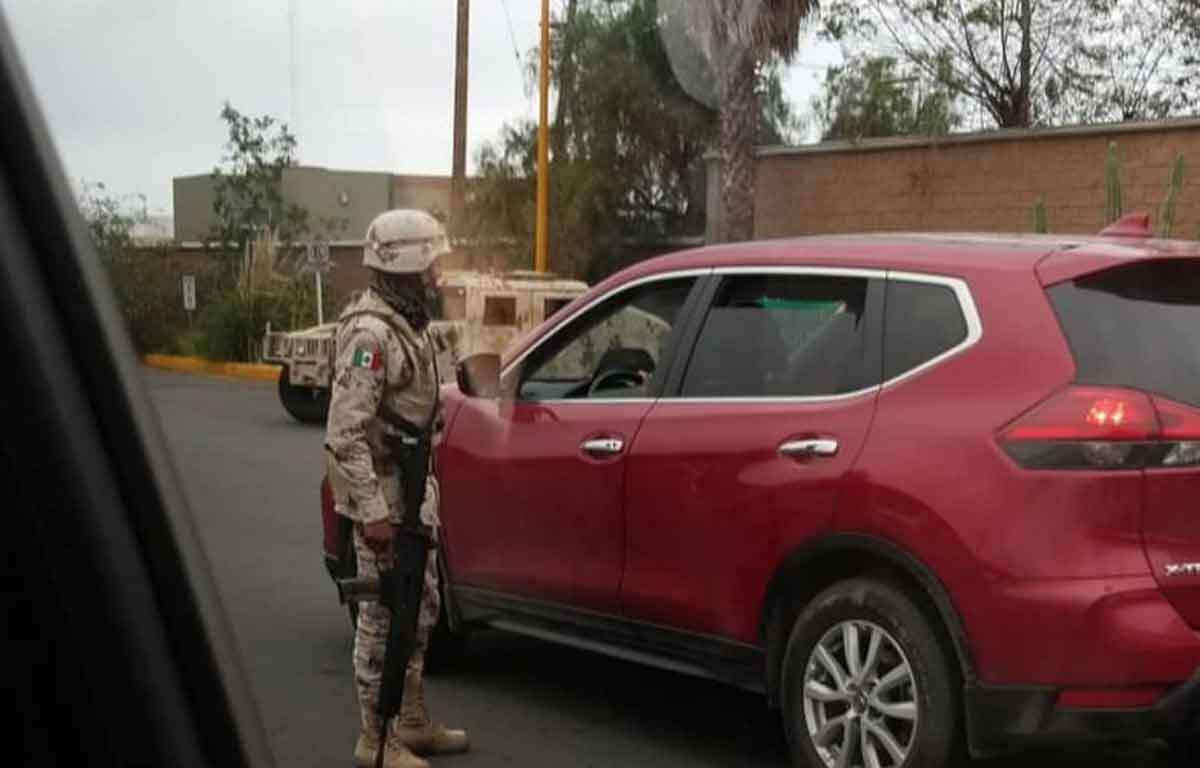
[456,353,502,398]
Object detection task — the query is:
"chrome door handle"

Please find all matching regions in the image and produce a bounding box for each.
[581,437,624,456]
[779,438,839,459]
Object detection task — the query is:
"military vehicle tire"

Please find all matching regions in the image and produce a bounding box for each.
[278,365,330,424]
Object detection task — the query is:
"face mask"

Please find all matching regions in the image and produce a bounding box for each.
[423,282,443,320]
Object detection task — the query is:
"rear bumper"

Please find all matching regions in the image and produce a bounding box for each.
[965,670,1200,756]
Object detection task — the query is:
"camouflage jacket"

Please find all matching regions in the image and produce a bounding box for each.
[324,289,440,526]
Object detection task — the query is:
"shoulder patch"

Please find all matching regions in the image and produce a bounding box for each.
[351,346,382,370]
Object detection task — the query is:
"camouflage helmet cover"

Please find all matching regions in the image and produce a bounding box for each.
[362,209,450,274]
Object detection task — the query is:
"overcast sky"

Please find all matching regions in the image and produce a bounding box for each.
[3,0,838,215]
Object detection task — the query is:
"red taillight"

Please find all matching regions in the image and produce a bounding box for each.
[1001,387,1159,443]
[999,387,1200,470]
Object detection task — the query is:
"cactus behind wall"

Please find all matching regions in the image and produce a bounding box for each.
[1105,141,1123,225]
[1157,153,1185,238]
[1032,197,1047,234]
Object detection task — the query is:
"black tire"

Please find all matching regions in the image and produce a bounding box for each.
[781,579,958,768]
[1167,731,1200,767]
[277,365,330,424]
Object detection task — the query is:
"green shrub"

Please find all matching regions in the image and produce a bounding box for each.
[1032,197,1048,234]
[197,292,272,362]
[102,246,221,355]
[1158,153,1185,238]
[1105,141,1123,225]
[195,276,318,362]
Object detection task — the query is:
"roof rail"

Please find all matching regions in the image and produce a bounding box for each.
[1099,212,1152,238]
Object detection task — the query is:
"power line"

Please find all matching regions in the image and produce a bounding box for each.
[288,0,299,152]
[497,0,536,115]
[497,0,524,75]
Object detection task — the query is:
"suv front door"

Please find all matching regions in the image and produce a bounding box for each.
[440,273,701,613]
[620,268,886,642]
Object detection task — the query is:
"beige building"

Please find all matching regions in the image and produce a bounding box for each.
[172,166,451,243]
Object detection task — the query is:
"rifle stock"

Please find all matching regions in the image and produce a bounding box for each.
[336,576,381,604]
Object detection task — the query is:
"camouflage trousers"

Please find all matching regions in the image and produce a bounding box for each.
[352,489,441,731]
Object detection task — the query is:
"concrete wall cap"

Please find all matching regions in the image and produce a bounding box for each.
[702,117,1200,162]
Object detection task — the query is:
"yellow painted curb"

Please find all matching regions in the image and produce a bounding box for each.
[143,354,281,383]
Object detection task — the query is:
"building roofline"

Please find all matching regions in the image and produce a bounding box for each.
[172,166,461,184]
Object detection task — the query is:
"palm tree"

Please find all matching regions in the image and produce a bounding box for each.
[681,0,818,242]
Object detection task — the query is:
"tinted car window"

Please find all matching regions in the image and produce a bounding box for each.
[883,280,968,380]
[681,274,874,398]
[520,276,696,400]
[1049,260,1200,407]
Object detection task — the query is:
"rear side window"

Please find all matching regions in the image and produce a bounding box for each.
[883,280,968,380]
[1049,260,1200,407]
[681,274,878,398]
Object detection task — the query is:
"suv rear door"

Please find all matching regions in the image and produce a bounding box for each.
[620,268,885,642]
[1046,257,1200,628]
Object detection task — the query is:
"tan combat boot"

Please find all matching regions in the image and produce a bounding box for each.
[354,717,430,768]
[394,668,470,755]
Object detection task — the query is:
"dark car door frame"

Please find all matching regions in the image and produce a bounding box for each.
[0,10,271,766]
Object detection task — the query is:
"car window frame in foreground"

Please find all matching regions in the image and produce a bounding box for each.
[0,9,272,767]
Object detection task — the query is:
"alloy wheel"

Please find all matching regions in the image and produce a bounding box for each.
[802,620,918,768]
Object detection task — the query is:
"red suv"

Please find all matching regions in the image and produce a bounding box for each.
[331,224,1200,765]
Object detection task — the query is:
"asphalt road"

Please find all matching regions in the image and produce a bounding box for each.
[144,368,1173,768]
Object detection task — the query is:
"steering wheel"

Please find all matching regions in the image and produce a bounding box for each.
[587,369,646,397]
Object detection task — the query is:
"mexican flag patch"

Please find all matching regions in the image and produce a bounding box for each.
[352,347,381,370]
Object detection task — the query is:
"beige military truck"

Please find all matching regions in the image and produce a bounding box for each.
[262,269,589,423]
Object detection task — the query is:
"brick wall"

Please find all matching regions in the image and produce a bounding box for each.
[707,119,1200,241]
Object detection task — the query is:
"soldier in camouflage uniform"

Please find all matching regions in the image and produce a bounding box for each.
[325,210,469,768]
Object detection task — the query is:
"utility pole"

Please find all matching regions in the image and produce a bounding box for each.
[534,0,550,273]
[451,0,470,233]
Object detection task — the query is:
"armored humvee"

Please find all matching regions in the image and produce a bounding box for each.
[262,269,589,424]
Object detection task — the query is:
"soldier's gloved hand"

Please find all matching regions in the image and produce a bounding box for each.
[361,519,394,559]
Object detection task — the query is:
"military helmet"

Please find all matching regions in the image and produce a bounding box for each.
[362,209,450,274]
